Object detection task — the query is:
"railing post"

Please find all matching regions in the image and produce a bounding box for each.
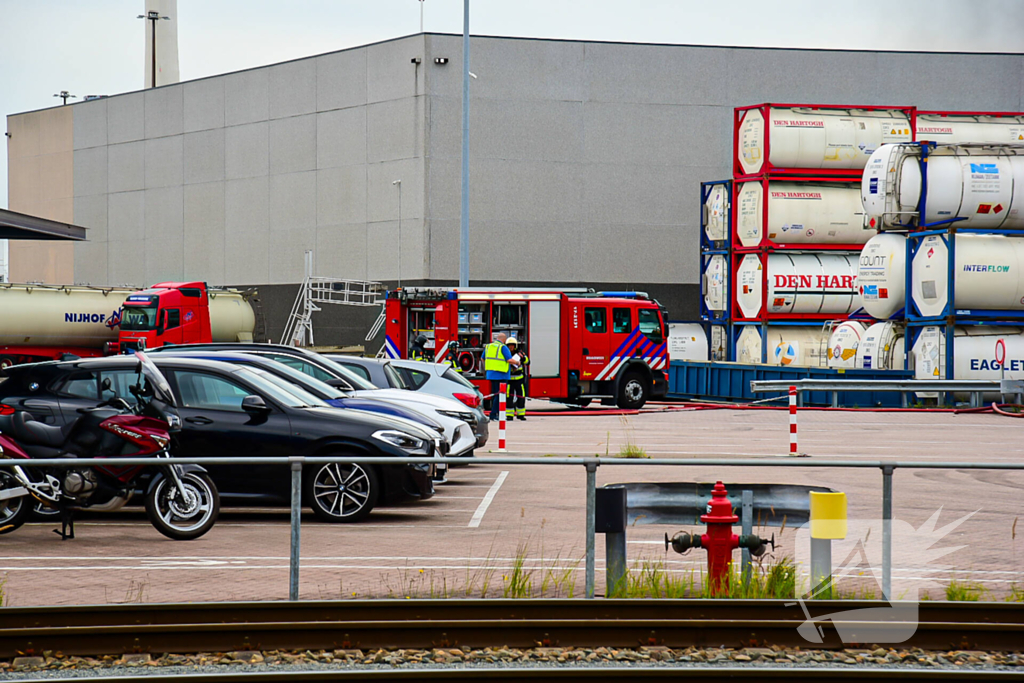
[741,489,753,588]
[881,464,894,601]
[585,460,598,599]
[289,456,305,601]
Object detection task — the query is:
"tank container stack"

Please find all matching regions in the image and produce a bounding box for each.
[850,111,1024,392]
[700,103,915,368]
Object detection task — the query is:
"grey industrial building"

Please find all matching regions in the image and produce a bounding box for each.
[7,33,1024,346]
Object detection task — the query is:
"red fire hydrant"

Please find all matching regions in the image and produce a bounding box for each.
[664,481,774,595]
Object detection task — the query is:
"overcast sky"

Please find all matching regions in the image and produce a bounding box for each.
[2,0,1023,209]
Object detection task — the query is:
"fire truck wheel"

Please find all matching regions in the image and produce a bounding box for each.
[617,370,648,409]
[305,459,379,523]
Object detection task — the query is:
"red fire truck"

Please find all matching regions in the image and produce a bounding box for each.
[383,288,669,408]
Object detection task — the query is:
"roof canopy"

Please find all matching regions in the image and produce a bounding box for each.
[0,208,87,241]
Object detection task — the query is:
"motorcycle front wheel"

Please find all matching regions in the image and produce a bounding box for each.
[145,471,220,541]
[0,470,31,535]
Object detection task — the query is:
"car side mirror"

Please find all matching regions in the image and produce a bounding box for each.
[156,310,165,336]
[325,378,354,391]
[241,395,271,413]
[101,377,112,392]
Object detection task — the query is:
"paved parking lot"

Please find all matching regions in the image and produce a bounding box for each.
[2,403,1023,606]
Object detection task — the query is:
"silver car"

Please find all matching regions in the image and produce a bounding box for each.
[325,356,489,446]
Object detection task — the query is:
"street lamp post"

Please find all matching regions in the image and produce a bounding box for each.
[137,10,169,88]
[53,91,76,105]
[459,0,470,288]
[393,180,402,288]
[419,0,425,32]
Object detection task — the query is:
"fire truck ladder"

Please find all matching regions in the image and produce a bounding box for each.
[280,251,385,347]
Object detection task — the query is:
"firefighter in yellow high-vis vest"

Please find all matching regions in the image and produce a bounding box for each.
[483,332,519,421]
[505,338,529,420]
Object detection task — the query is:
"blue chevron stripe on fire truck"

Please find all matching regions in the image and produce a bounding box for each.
[384,334,400,359]
[593,328,668,381]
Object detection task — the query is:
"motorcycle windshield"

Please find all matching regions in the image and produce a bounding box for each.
[135,351,177,407]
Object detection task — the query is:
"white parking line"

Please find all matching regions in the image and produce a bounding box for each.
[467,471,508,528]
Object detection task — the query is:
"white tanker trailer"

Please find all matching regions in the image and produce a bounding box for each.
[736,105,913,176]
[735,180,872,248]
[0,281,257,368]
[862,143,1024,230]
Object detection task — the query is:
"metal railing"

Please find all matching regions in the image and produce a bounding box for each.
[4,455,1024,602]
[752,378,1024,408]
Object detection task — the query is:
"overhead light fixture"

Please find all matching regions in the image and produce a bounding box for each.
[434,57,449,65]
[411,57,422,64]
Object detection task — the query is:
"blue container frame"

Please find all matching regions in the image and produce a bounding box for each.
[700,180,732,253]
[700,252,732,322]
[731,320,831,365]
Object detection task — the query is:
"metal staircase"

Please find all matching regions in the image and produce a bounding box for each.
[280,251,385,347]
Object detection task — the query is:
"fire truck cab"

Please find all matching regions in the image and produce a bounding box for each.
[383,288,669,409]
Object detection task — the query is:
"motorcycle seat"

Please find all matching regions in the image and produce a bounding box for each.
[11,411,67,448]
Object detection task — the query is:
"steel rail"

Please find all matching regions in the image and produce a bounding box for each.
[2,600,1022,658]
[13,667,1018,682]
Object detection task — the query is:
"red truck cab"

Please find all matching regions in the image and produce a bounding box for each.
[118,282,212,352]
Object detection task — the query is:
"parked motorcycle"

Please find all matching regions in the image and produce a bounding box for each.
[0,352,219,540]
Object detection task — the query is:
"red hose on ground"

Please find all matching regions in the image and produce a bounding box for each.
[992,403,1024,418]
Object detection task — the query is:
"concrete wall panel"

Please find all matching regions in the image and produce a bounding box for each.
[107,238,146,287]
[73,99,107,149]
[582,163,687,225]
[107,92,145,144]
[107,190,145,245]
[183,128,225,185]
[579,223,691,284]
[367,96,424,163]
[317,165,366,225]
[73,194,108,243]
[470,158,582,223]
[269,225,317,282]
[144,85,184,138]
[107,141,145,193]
[583,102,729,166]
[585,43,732,106]
[269,59,317,119]
[874,53,1022,110]
[316,49,367,112]
[269,170,316,230]
[225,122,269,179]
[183,181,226,283]
[73,146,107,197]
[146,236,184,283]
[224,176,270,283]
[366,36,425,104]
[224,69,269,126]
[269,114,316,175]
[73,241,109,286]
[144,186,184,242]
[366,158,423,225]
[317,107,366,168]
[183,77,225,132]
[317,223,367,279]
[144,135,183,188]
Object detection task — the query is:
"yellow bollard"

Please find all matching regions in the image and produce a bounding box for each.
[808,491,847,598]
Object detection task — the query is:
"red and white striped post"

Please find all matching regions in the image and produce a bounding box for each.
[497,382,507,452]
[789,385,798,456]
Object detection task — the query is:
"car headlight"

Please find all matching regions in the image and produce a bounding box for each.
[436,409,474,422]
[373,429,431,455]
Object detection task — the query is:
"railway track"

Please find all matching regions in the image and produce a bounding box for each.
[3,599,1023,658]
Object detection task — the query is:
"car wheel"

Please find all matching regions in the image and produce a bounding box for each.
[305,460,379,523]
[616,370,648,409]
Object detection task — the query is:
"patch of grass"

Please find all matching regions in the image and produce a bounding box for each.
[1006,584,1024,603]
[614,415,648,458]
[502,543,535,598]
[613,554,797,599]
[0,575,6,606]
[946,579,988,601]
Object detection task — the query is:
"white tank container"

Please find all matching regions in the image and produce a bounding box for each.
[856,321,907,371]
[736,324,828,367]
[735,252,861,319]
[703,182,730,244]
[916,113,1024,145]
[737,106,913,176]
[863,143,1024,230]
[911,234,1024,317]
[702,254,728,316]
[735,181,870,248]
[912,325,1024,383]
[856,232,906,319]
[709,324,728,361]
[668,323,709,361]
[208,290,256,343]
[0,284,136,348]
[826,320,868,368]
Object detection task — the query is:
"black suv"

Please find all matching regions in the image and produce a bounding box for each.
[0,356,438,522]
